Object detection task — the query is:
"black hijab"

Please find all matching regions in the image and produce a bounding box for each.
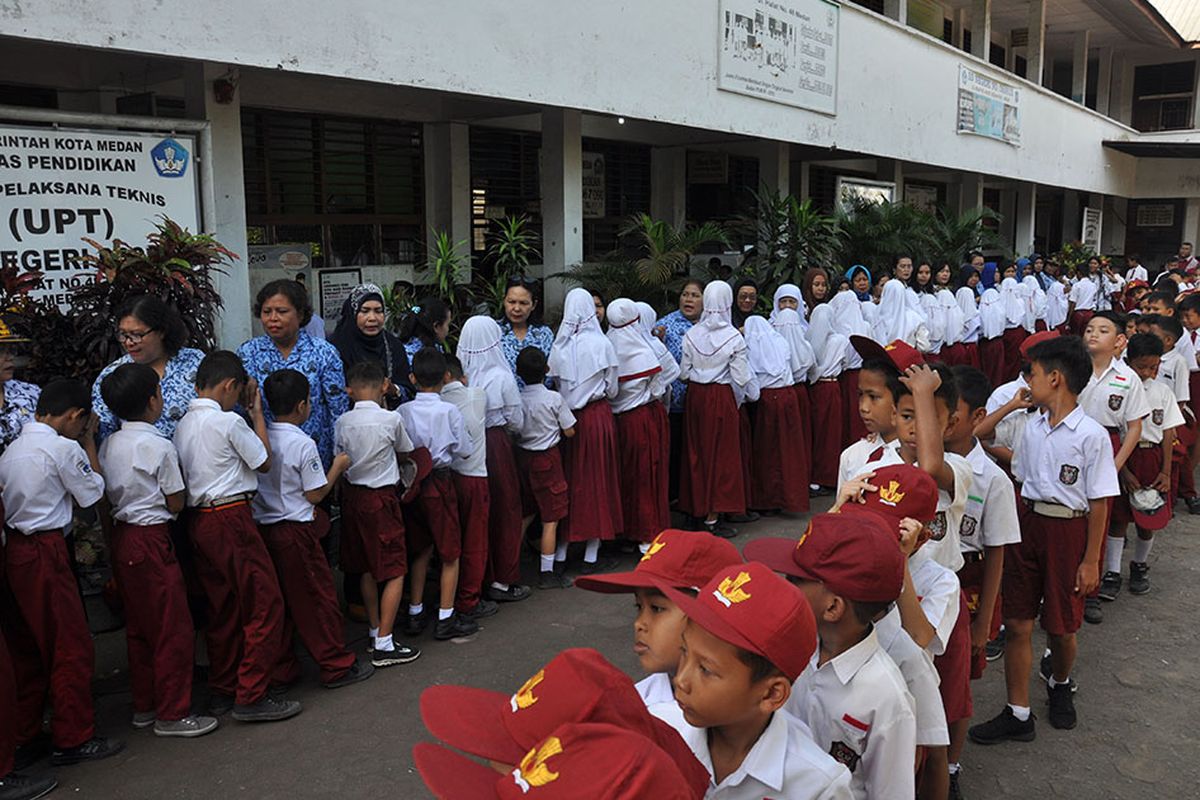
[329,283,414,403]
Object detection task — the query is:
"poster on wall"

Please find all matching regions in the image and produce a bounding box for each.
[905,184,939,214]
[0,124,201,308]
[836,177,896,212]
[718,0,839,115]
[582,152,606,219]
[318,268,362,321]
[957,66,1021,146]
[1081,207,1103,254]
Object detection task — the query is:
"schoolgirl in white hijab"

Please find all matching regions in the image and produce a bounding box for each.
[921,292,946,355]
[977,286,1007,386]
[956,286,982,368]
[771,308,816,385]
[1020,275,1047,333]
[770,283,807,329]
[1045,281,1069,332]
[935,289,966,365]
[827,289,876,445]
[807,304,850,490]
[875,279,931,351]
[635,301,680,400]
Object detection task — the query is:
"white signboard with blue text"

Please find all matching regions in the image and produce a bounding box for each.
[957,66,1021,147]
[0,124,201,308]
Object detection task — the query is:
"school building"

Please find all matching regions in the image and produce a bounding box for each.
[0,0,1198,344]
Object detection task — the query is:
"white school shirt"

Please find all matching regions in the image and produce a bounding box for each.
[481,375,524,433]
[440,382,488,478]
[98,421,185,525]
[0,421,105,535]
[680,335,752,387]
[1158,349,1190,403]
[516,385,576,451]
[908,557,961,657]
[252,422,326,525]
[635,672,675,708]
[874,608,949,748]
[985,375,1028,416]
[1126,264,1148,283]
[836,436,901,493]
[960,441,1022,555]
[556,364,618,411]
[787,628,916,800]
[610,373,659,415]
[920,453,972,574]
[174,398,266,506]
[397,393,469,470]
[1078,357,1149,434]
[1181,329,1200,373]
[1013,406,1120,512]
[649,702,853,800]
[334,400,414,489]
[1140,378,1185,445]
[1067,278,1100,311]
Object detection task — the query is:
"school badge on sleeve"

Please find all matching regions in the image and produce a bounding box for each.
[960,515,978,538]
[1108,394,1124,411]
[829,741,861,772]
[1153,409,1164,425]
[928,511,948,541]
[1059,464,1079,485]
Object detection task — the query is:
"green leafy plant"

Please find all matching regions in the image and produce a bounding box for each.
[834,197,936,275]
[925,205,1005,268]
[619,213,730,287]
[737,188,840,295]
[419,229,470,310]
[0,266,85,384]
[486,215,540,276]
[1051,240,1096,278]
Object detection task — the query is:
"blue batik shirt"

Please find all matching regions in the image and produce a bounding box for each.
[237,333,349,467]
[403,337,445,365]
[0,379,40,451]
[656,310,694,413]
[498,320,554,388]
[93,347,204,442]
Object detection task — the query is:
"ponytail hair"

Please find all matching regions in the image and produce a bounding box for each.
[398,296,451,346]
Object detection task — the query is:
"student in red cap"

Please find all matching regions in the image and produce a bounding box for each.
[574,529,743,707]
[646,561,852,800]
[836,337,922,491]
[414,722,697,799]
[745,513,916,800]
[417,647,710,796]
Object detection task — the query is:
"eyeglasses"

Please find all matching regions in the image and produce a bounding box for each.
[505,274,538,289]
[117,328,155,344]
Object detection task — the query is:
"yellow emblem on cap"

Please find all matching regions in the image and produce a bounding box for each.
[879,480,905,507]
[713,571,752,608]
[640,534,666,562]
[513,736,562,792]
[794,522,812,550]
[510,669,545,712]
[884,343,897,351]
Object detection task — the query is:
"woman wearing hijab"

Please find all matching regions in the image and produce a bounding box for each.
[607,299,673,547]
[457,316,530,603]
[678,282,752,537]
[956,286,982,369]
[801,269,831,318]
[770,283,807,328]
[845,264,872,302]
[977,262,999,296]
[743,317,809,514]
[1020,275,1048,333]
[1045,281,1070,333]
[807,304,849,492]
[731,278,760,330]
[874,279,931,351]
[1067,256,1104,334]
[329,283,414,406]
[771,307,815,482]
[921,292,946,358]
[977,286,1007,388]
[828,290,873,447]
[998,277,1028,382]
[935,289,967,366]
[549,288,623,569]
[958,265,981,294]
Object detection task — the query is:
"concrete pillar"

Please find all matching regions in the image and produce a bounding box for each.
[1185,199,1200,248]
[1026,0,1047,86]
[1014,182,1037,257]
[1102,197,1127,254]
[1005,31,1017,73]
[1000,188,1017,250]
[540,108,583,315]
[883,0,907,25]
[650,146,688,229]
[423,122,472,280]
[876,158,904,202]
[959,173,984,215]
[1063,191,1081,242]
[970,0,992,61]
[184,63,251,348]
[1095,47,1113,116]
[1071,30,1090,105]
[758,140,791,198]
[952,8,967,50]
[1193,61,1200,129]
[797,162,811,202]
[1114,53,1134,126]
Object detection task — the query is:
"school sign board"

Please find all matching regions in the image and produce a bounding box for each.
[0,124,201,307]
[956,66,1021,147]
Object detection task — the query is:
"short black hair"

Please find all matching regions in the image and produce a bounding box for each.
[263,368,310,417]
[345,359,386,388]
[1152,277,1179,298]
[896,362,958,412]
[254,278,313,327]
[411,347,448,388]
[100,363,159,422]
[516,347,549,386]
[1145,290,1176,309]
[1028,335,1091,395]
[37,378,92,417]
[444,353,465,380]
[195,350,248,390]
[1179,293,1200,316]
[734,646,784,683]
[850,599,892,628]
[1147,313,1183,341]
[951,365,992,413]
[1126,332,1164,361]
[1091,310,1127,332]
[116,295,187,356]
[860,358,904,404]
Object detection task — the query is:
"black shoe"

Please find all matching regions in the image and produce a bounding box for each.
[371,642,421,667]
[985,628,1005,662]
[323,658,375,689]
[461,599,500,620]
[725,511,759,523]
[538,571,569,589]
[1046,681,1077,730]
[577,557,621,576]
[434,612,480,640]
[486,584,532,603]
[967,707,1036,745]
[50,736,125,766]
[1129,561,1150,595]
[231,696,302,723]
[13,734,50,772]
[809,485,833,497]
[208,692,235,716]
[948,770,963,800]
[1098,571,1122,602]
[0,771,57,800]
[404,610,430,637]
[1039,651,1079,692]
[1186,496,1200,514]
[704,521,738,539]
[1084,597,1103,624]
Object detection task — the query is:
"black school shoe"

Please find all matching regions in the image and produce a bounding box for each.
[1038,651,1079,693]
[1098,571,1122,601]
[404,610,430,637]
[434,613,480,640]
[537,571,570,590]
[704,520,738,539]
[208,692,235,716]
[486,584,532,603]
[461,599,500,620]
[12,734,50,772]
[0,771,57,800]
[1047,681,1078,729]
[967,707,1036,745]
[1129,561,1151,595]
[232,696,302,723]
[50,736,125,766]
[1186,497,1200,514]
[323,658,375,689]
[947,770,963,800]
[1083,597,1103,624]
[577,557,621,576]
[985,627,1006,662]
[371,642,421,668]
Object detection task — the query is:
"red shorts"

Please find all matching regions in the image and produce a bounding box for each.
[958,556,1002,680]
[405,470,462,562]
[1002,505,1088,635]
[934,592,973,724]
[340,483,407,582]
[1110,445,1163,528]
[517,446,569,523]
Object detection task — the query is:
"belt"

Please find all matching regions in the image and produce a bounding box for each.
[197,492,256,512]
[961,551,985,564]
[816,377,838,383]
[1137,441,1159,448]
[1026,500,1086,519]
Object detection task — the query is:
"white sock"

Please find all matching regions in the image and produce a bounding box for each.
[375,634,393,652]
[584,539,601,563]
[368,626,379,639]
[1008,704,1031,721]
[1133,537,1154,562]
[438,608,453,621]
[1105,535,1125,573]
[491,582,509,592]
[409,603,423,616]
[948,763,961,776]
[554,543,568,561]
[540,554,555,572]
[1043,647,1052,659]
[638,542,651,554]
[1049,675,1071,688]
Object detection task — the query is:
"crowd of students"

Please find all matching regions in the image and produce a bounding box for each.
[1,242,1199,800]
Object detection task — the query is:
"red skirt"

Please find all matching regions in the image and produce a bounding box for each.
[792,384,814,488]
[615,402,670,542]
[840,369,867,448]
[963,341,981,370]
[1001,326,1027,384]
[750,387,809,513]
[561,399,623,542]
[1069,310,1094,336]
[809,380,844,487]
[979,337,1006,389]
[739,406,753,508]
[680,382,745,516]
[938,342,967,367]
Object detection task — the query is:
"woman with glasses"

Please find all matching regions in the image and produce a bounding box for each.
[0,318,39,451]
[91,295,205,441]
[498,276,554,386]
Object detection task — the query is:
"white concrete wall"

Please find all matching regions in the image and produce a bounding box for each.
[5,0,1140,196]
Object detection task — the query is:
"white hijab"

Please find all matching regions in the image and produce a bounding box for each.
[683,281,743,373]
[808,304,848,380]
[956,287,980,342]
[606,298,660,379]
[457,315,521,412]
[771,308,815,383]
[550,287,617,383]
[999,277,1025,328]
[1046,282,1069,330]
[770,283,807,327]
[743,316,794,387]
[938,289,965,346]
[1020,276,1047,333]
[875,279,925,346]
[978,287,1006,339]
[921,293,946,346]
[828,290,873,369]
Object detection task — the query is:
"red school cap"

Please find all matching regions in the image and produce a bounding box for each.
[399,446,433,504]
[743,512,904,604]
[844,463,939,530]
[419,648,709,796]
[413,722,697,800]
[1019,329,1061,360]
[657,561,816,682]
[574,529,743,594]
[851,336,926,374]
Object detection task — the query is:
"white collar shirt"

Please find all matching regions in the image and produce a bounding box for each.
[635,672,675,708]
[174,399,266,506]
[985,375,1028,415]
[335,400,414,489]
[1067,278,1100,311]
[440,382,488,477]
[610,373,656,415]
[1140,378,1185,445]
[1158,349,1190,403]
[554,364,618,411]
[98,421,185,525]
[1079,357,1150,433]
[650,702,853,800]
[1126,265,1148,283]
[252,422,326,525]
[787,628,916,800]
[837,436,902,493]
[1181,329,1199,373]
[918,453,972,574]
[0,421,104,536]
[961,441,1022,554]
[908,557,961,656]
[874,607,949,747]
[1013,406,1120,511]
[681,334,752,387]
[397,393,469,470]
[516,385,577,452]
